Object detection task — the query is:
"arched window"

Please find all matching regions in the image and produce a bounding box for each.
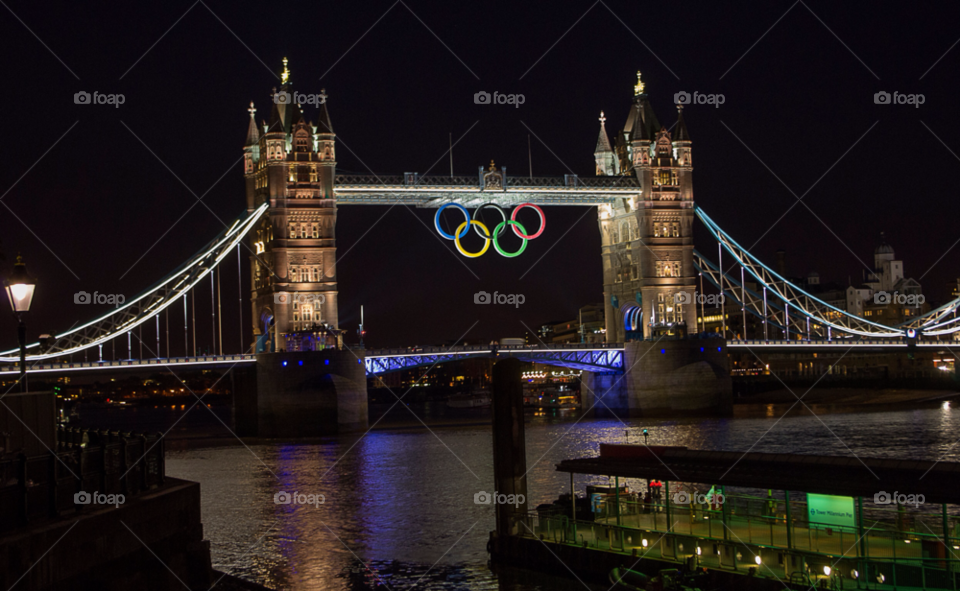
[295,130,309,152]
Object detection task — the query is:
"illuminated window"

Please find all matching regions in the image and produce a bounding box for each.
[672,223,680,237]
[310,166,318,182]
[670,171,678,185]
[288,165,296,182]
[300,224,308,238]
[295,131,309,151]
[654,225,660,238]
[290,266,299,282]
[312,223,319,238]
[288,223,296,238]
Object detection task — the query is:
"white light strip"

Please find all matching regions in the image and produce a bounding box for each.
[726,341,952,348]
[0,356,256,375]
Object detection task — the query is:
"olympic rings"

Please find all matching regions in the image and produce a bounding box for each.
[472,203,508,239]
[492,220,528,258]
[434,203,470,240]
[510,203,545,239]
[435,202,545,258]
[454,220,491,258]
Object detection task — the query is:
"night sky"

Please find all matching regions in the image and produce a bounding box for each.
[1,1,959,353]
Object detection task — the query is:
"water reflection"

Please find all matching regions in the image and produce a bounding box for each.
[166,406,960,590]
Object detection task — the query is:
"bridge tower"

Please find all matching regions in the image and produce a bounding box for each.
[598,72,698,342]
[243,59,339,353]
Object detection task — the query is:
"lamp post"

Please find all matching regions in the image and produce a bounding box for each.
[4,255,36,392]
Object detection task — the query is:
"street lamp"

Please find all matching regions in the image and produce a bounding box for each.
[4,255,36,391]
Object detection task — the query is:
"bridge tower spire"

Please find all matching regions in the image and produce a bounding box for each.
[245,59,340,353]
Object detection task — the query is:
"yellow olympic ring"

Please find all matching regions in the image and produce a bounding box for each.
[453,220,491,258]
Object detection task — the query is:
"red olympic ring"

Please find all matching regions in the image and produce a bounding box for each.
[510,203,545,239]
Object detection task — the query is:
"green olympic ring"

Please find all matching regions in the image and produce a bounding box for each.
[492,220,528,258]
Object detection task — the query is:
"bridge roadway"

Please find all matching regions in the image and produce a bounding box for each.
[2,339,951,378]
[0,343,627,377]
[363,342,625,375]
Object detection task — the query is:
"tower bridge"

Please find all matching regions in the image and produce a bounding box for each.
[3,64,959,434]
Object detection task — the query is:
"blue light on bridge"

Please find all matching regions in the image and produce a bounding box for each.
[660,349,665,354]
[282,360,288,367]
[363,345,625,376]
[298,360,303,366]
[325,359,330,365]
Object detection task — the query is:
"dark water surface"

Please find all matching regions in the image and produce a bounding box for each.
[159,403,960,590]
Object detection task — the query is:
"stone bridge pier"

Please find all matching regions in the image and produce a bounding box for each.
[234,349,368,437]
[582,338,732,418]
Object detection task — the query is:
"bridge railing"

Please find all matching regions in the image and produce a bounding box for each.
[728,339,956,347]
[334,174,641,190]
[364,342,623,357]
[0,426,165,533]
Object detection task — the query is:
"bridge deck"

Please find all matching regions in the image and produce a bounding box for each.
[334,174,639,207]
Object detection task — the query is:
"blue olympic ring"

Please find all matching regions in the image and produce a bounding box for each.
[434,203,471,240]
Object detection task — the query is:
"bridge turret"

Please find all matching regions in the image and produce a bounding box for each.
[673,104,691,166]
[594,111,618,176]
[243,101,260,210]
[315,90,335,199]
[672,104,693,203]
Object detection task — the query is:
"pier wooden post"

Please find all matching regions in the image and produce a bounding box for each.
[492,358,528,537]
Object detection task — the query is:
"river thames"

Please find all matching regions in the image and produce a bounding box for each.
[159,403,960,590]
